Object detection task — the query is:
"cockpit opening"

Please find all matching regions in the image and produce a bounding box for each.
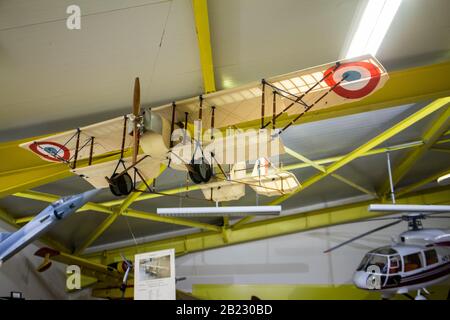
[356,247,402,275]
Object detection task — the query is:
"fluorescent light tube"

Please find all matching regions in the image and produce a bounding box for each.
[346,0,402,58]
[369,204,450,213]
[157,206,282,217]
[437,173,450,184]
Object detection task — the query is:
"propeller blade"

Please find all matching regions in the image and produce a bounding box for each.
[133,77,140,116]
[132,77,141,165]
[324,220,402,253]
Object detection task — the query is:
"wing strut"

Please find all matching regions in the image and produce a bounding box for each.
[262,62,341,130]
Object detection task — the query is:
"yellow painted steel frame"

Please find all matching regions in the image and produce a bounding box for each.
[192,0,216,93]
[82,186,450,265]
[232,98,450,227]
[97,140,426,208]
[1,61,449,200]
[271,98,450,205]
[13,139,428,225]
[379,106,450,197]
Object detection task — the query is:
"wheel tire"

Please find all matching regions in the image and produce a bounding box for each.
[194,158,212,183]
[109,173,133,196]
[188,166,204,184]
[188,158,212,184]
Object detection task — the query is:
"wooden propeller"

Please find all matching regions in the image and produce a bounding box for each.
[132,77,140,165]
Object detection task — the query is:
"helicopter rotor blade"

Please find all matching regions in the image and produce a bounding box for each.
[324,220,402,253]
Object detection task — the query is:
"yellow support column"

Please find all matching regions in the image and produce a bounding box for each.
[192,0,216,93]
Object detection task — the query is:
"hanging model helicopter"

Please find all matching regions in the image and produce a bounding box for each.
[324,155,450,300]
[18,55,388,202]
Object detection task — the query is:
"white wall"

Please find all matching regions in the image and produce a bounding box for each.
[175,218,450,292]
[0,222,92,300]
[1,217,449,298]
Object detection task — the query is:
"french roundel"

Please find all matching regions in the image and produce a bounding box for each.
[324,61,381,99]
[29,141,70,162]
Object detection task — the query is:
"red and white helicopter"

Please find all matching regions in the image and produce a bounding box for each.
[325,152,450,300]
[19,55,388,202]
[325,204,450,300]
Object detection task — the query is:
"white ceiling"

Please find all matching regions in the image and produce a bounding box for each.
[1,0,449,138]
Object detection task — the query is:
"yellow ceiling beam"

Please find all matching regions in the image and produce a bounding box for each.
[396,167,450,197]
[74,207,121,255]
[123,208,221,232]
[284,147,377,197]
[269,97,450,206]
[192,0,216,93]
[378,106,450,197]
[12,189,221,232]
[119,165,166,212]
[14,190,112,214]
[101,184,203,207]
[100,140,424,208]
[431,146,450,154]
[0,138,122,199]
[75,165,167,254]
[82,186,450,265]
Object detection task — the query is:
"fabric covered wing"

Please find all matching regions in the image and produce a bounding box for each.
[19,117,132,163]
[151,54,388,130]
[71,155,161,189]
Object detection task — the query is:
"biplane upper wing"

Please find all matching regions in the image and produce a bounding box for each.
[151,54,388,130]
[19,116,133,163]
[19,55,387,168]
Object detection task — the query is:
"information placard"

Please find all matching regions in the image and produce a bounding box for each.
[134,249,175,300]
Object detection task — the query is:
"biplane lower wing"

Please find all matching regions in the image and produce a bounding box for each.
[199,160,300,201]
[71,155,162,189]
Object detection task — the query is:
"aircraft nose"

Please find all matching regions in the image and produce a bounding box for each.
[353,271,368,289]
[81,189,101,201]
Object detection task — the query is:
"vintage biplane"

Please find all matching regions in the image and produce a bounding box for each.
[20,54,388,202]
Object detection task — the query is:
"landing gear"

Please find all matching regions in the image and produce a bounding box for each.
[109,172,133,196]
[188,158,212,184]
[415,289,427,300]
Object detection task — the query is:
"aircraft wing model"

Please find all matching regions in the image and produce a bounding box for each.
[19,54,388,200]
[0,189,100,266]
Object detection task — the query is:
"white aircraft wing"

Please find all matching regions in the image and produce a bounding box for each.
[151,54,388,130]
[19,117,132,163]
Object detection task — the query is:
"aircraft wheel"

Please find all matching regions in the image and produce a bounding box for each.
[109,173,133,196]
[188,169,204,184]
[188,158,212,184]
